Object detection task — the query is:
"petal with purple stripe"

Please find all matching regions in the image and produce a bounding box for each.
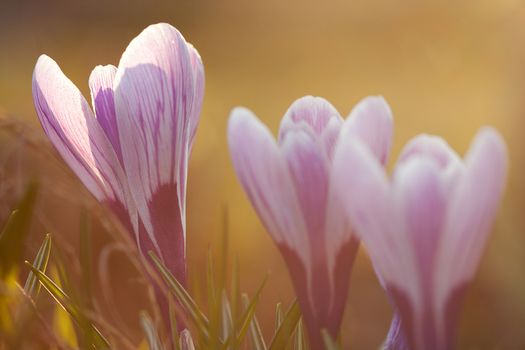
[89,64,122,163]
[114,23,199,256]
[228,107,310,265]
[33,55,128,207]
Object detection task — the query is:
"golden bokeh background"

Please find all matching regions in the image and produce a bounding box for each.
[1,0,525,348]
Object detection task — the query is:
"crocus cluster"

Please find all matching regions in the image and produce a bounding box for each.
[228,96,393,348]
[32,21,508,350]
[333,127,507,349]
[228,98,507,348]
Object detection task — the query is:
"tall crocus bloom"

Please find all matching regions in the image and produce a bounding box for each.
[228,96,393,348]
[32,23,204,285]
[333,128,508,349]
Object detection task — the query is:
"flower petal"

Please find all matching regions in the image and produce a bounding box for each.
[89,64,122,163]
[281,129,330,242]
[32,55,127,206]
[333,137,418,296]
[278,96,343,151]
[435,127,508,313]
[228,107,310,265]
[393,157,447,292]
[114,23,200,252]
[187,44,204,146]
[341,96,393,164]
[397,134,463,193]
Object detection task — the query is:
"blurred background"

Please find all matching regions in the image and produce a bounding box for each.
[1,0,525,348]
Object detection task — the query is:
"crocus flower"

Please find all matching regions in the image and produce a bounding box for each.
[228,96,393,348]
[333,127,508,349]
[32,23,204,285]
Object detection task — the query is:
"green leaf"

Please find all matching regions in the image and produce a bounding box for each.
[25,262,110,349]
[294,319,307,350]
[230,256,240,337]
[221,290,233,342]
[275,303,283,329]
[179,329,196,350]
[169,299,181,350]
[222,275,267,349]
[148,251,210,340]
[321,329,339,350]
[0,182,38,277]
[268,300,301,350]
[24,233,51,298]
[242,294,267,350]
[140,311,163,350]
[206,249,220,348]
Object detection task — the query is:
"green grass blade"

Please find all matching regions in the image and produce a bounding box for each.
[268,300,301,350]
[25,262,110,348]
[169,299,181,350]
[140,311,163,350]
[275,303,283,329]
[230,255,240,337]
[221,290,233,342]
[148,251,210,339]
[294,319,307,350]
[222,275,267,349]
[321,330,339,350]
[242,294,267,350]
[206,249,220,348]
[179,329,196,350]
[24,233,51,297]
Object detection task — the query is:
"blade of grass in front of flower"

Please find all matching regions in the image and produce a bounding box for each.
[24,233,51,298]
[221,290,233,342]
[148,251,210,340]
[179,329,196,350]
[206,249,221,348]
[268,300,301,350]
[242,294,267,350]
[140,311,164,350]
[25,262,110,349]
[321,329,339,350]
[222,275,267,349]
[169,298,181,350]
[53,301,78,348]
[275,303,283,329]
[294,319,307,350]
[79,211,93,306]
[51,243,97,347]
[230,255,240,337]
[0,181,38,278]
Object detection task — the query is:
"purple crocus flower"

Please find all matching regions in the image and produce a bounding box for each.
[333,128,508,349]
[32,23,204,286]
[228,96,393,348]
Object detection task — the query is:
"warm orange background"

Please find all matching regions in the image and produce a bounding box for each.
[1,0,525,348]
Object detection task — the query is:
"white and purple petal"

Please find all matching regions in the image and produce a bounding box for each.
[33,55,128,207]
[341,96,393,165]
[114,23,200,265]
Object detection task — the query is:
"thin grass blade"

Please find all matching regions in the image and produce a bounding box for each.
[242,294,267,350]
[148,251,210,339]
[268,300,301,350]
[179,329,196,350]
[294,319,307,350]
[140,311,163,350]
[321,330,339,350]
[25,262,109,348]
[24,233,51,297]
[222,275,267,349]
